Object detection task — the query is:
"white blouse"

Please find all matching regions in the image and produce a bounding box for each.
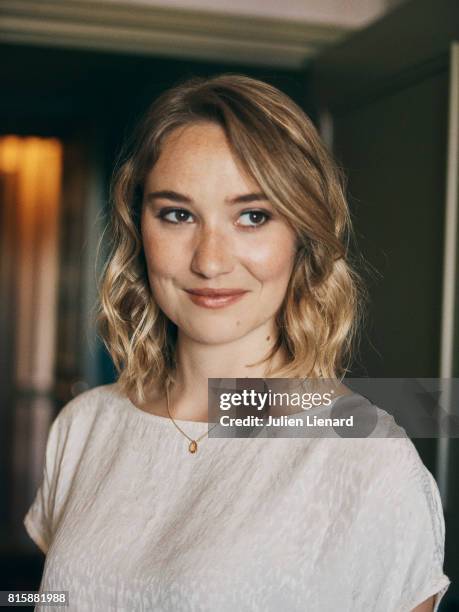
[24,383,451,611]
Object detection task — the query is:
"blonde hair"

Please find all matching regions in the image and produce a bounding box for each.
[96,73,368,403]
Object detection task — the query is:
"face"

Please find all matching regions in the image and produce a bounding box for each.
[141,121,298,345]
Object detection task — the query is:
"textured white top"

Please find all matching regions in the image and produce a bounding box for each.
[24,383,451,611]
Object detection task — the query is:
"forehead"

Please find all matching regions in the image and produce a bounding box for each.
[145,122,259,190]
[160,121,227,154]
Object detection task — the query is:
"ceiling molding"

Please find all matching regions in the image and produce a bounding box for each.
[0,0,352,68]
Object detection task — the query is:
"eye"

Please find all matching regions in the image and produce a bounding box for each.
[155,207,271,228]
[238,210,271,228]
[156,208,194,224]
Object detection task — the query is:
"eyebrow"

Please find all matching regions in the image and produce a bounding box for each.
[145,190,268,205]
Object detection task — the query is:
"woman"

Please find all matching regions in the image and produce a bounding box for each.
[24,74,450,611]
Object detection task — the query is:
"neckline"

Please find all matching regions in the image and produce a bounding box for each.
[113,383,349,427]
[114,383,213,426]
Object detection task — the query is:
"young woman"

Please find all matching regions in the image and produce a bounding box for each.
[24,74,450,611]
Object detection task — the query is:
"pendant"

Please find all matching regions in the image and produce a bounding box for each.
[188,440,198,453]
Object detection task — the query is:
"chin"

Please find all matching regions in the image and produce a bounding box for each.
[181,322,252,345]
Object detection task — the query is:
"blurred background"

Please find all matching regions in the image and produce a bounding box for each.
[0,0,458,608]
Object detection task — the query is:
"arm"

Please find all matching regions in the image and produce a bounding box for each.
[23,416,61,554]
[411,594,435,612]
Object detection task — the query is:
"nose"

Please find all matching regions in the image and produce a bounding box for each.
[190,226,235,278]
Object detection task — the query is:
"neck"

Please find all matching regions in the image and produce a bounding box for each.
[167,319,288,421]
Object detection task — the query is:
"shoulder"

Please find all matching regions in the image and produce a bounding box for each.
[41,383,128,478]
[48,383,123,446]
[332,398,440,518]
[342,401,431,488]
[54,383,120,426]
[343,410,445,553]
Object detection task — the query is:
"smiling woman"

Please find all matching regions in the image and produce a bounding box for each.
[139,121,299,372]
[100,74,364,411]
[23,74,450,611]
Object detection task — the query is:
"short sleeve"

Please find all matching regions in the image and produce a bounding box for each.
[23,416,61,554]
[395,446,451,611]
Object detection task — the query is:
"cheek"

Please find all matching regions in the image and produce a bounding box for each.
[242,236,296,282]
[142,226,182,279]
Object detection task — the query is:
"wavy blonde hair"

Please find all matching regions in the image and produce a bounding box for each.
[96,73,368,404]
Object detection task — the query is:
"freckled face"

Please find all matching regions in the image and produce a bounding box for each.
[140,121,298,345]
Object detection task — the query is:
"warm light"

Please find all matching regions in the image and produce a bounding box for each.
[0,135,63,391]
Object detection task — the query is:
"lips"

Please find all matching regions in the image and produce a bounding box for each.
[185,288,248,297]
[184,288,248,309]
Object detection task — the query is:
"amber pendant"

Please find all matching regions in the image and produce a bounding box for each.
[188,440,198,453]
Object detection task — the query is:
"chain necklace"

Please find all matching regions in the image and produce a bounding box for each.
[165,379,219,454]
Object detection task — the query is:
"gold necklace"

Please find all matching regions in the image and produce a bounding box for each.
[165,380,219,454]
